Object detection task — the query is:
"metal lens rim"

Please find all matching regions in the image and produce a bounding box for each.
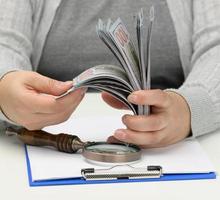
[82,142,141,163]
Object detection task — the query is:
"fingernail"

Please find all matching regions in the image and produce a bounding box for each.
[122,115,129,123]
[64,81,73,86]
[82,87,88,93]
[127,94,137,103]
[57,81,73,88]
[79,87,88,95]
[114,129,127,140]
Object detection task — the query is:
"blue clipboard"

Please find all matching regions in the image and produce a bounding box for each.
[24,146,216,187]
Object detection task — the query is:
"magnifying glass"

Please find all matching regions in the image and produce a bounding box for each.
[6,127,141,163]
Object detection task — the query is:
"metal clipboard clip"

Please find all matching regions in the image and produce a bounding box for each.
[81,165,162,180]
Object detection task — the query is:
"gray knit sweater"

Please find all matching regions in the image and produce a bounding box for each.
[0,0,220,138]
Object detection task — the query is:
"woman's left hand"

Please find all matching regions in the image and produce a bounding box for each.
[102,89,191,148]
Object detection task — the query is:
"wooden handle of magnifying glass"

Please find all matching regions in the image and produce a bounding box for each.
[12,128,84,153]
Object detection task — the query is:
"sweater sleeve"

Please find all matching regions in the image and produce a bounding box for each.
[167,0,220,137]
[0,0,33,123]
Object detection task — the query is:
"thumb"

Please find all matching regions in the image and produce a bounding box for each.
[26,73,73,96]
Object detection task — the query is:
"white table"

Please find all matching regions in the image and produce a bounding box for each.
[0,93,220,200]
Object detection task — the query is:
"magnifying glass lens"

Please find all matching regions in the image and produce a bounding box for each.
[86,143,138,154]
[83,142,141,163]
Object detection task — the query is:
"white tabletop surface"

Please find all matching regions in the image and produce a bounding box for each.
[0,93,220,200]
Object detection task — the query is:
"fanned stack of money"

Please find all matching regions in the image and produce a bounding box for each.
[62,7,155,115]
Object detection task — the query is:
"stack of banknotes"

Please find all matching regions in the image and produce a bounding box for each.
[62,7,155,115]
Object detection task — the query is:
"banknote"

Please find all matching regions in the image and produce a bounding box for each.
[136,7,154,115]
[58,7,155,116]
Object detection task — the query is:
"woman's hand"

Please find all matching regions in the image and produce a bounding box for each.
[0,71,86,130]
[102,89,191,148]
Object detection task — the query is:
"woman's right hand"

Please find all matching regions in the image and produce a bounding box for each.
[0,71,86,130]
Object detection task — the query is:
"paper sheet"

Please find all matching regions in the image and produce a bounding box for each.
[26,115,215,181]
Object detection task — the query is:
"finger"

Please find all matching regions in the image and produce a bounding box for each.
[41,109,74,125]
[122,114,167,132]
[26,88,86,114]
[54,88,86,110]
[101,92,128,110]
[25,72,73,96]
[127,89,171,108]
[107,135,166,149]
[113,129,163,146]
[23,108,76,130]
[107,136,124,144]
